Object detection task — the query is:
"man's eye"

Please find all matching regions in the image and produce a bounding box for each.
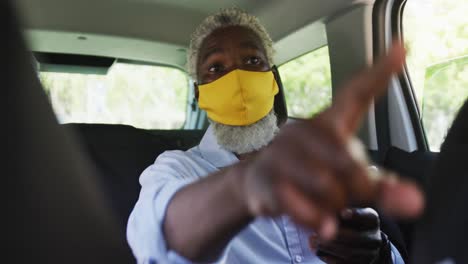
[246,56,261,65]
[208,64,223,73]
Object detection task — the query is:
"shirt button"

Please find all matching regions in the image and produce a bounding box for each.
[294,255,303,263]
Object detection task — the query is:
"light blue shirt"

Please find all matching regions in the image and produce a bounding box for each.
[127,126,404,264]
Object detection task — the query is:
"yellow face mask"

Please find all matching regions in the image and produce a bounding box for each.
[198,69,279,126]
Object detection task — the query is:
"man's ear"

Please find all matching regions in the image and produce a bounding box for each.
[194,82,199,101]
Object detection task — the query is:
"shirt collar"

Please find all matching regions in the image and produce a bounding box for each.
[198,125,239,168]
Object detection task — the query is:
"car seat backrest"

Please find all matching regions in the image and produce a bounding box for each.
[367,146,438,255]
[62,124,204,233]
[383,147,438,188]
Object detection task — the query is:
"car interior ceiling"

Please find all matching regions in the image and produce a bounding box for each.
[18,0,385,72]
[8,0,454,262]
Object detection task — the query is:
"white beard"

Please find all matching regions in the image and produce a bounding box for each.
[210,110,279,154]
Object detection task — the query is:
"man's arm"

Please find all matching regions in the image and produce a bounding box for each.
[164,164,252,262]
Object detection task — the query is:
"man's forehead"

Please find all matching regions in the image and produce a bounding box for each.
[199,26,265,55]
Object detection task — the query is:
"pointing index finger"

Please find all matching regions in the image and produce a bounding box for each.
[329,41,406,139]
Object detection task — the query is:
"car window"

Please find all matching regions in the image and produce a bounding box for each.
[404,0,468,151]
[39,62,189,129]
[279,46,332,119]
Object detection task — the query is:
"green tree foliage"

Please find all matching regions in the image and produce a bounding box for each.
[39,64,188,129]
[404,0,468,150]
[421,56,468,150]
[279,46,332,119]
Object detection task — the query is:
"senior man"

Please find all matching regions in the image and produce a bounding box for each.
[128,8,423,264]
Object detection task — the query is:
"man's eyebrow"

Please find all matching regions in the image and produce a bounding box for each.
[200,47,223,64]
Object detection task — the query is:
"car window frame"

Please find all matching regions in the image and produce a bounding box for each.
[373,0,430,156]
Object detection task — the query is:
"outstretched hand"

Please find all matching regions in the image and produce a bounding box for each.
[240,41,424,240]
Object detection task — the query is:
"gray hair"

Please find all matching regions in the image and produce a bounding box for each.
[187,7,275,80]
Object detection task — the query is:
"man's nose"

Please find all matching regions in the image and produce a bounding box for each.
[224,50,246,72]
[224,60,242,73]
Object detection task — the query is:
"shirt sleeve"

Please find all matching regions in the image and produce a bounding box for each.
[390,242,405,264]
[126,151,199,264]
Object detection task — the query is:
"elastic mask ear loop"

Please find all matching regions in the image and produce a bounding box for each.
[271,65,288,125]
